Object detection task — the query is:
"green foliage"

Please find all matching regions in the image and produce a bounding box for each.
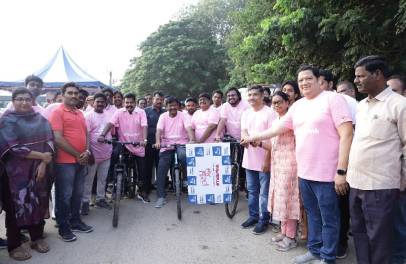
[227,0,406,86]
[121,18,228,98]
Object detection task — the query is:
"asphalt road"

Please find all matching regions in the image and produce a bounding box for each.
[0,192,357,264]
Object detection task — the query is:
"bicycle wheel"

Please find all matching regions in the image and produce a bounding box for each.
[225,163,240,219]
[174,168,182,220]
[126,166,136,199]
[113,172,123,228]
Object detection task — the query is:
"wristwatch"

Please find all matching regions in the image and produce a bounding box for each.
[337,169,347,176]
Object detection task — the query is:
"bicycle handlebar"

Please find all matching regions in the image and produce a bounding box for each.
[159,144,186,148]
[103,139,140,146]
[221,135,240,144]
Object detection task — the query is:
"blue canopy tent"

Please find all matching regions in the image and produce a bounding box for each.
[0,47,108,92]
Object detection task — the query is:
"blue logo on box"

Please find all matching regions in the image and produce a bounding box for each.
[195,147,204,157]
[188,195,197,204]
[206,194,215,204]
[222,156,231,165]
[223,193,232,203]
[212,146,221,156]
[222,174,232,184]
[187,157,196,167]
[188,176,197,185]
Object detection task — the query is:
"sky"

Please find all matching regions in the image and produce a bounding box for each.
[0,0,198,85]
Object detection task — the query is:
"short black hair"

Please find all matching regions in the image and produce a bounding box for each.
[153,91,164,97]
[137,98,146,104]
[198,93,211,101]
[354,55,390,78]
[225,87,241,100]
[93,92,107,101]
[185,97,198,104]
[113,91,123,98]
[247,84,264,93]
[281,80,302,100]
[264,87,271,95]
[337,80,355,91]
[79,89,89,98]
[272,91,290,102]
[24,75,43,87]
[61,82,80,94]
[319,69,334,83]
[166,96,180,106]
[12,87,33,101]
[388,75,406,91]
[297,65,320,78]
[212,90,223,97]
[102,88,114,96]
[124,93,136,101]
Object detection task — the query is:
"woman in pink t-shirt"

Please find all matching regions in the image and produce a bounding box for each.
[262,91,300,251]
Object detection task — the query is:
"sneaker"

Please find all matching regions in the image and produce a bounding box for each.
[276,237,297,251]
[155,198,167,208]
[71,221,93,233]
[336,244,348,259]
[241,218,258,229]
[59,228,77,242]
[137,193,150,203]
[20,233,29,243]
[252,223,268,235]
[0,238,7,249]
[81,202,90,215]
[292,251,320,264]
[95,199,112,210]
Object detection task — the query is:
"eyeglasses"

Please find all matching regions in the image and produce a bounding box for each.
[272,100,284,105]
[13,98,33,103]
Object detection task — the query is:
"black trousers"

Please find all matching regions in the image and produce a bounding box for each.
[144,143,159,194]
[349,187,399,264]
[338,192,350,248]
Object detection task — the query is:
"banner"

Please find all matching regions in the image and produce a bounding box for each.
[186,143,233,204]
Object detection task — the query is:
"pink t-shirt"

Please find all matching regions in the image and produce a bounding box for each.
[110,107,147,157]
[220,100,250,140]
[190,108,220,143]
[156,112,190,152]
[85,110,113,162]
[43,103,61,120]
[280,91,352,182]
[241,105,276,171]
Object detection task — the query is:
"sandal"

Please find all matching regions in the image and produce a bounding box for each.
[276,237,297,252]
[9,245,32,261]
[271,233,285,243]
[30,239,50,253]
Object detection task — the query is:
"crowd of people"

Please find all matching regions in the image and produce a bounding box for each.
[0,54,404,264]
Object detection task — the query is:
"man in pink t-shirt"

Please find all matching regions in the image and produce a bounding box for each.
[189,93,219,143]
[99,93,150,202]
[215,87,250,141]
[242,65,353,263]
[153,97,194,208]
[240,85,276,235]
[82,93,113,214]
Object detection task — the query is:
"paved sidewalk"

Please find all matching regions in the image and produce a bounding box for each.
[0,193,356,264]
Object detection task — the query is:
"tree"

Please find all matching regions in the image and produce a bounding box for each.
[227,0,406,87]
[121,18,228,98]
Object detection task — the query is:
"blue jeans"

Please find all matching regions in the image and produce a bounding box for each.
[245,169,270,224]
[55,163,86,230]
[392,194,406,264]
[299,178,340,263]
[156,146,186,198]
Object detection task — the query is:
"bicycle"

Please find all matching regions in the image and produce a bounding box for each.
[103,139,140,227]
[222,135,243,219]
[159,144,186,220]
